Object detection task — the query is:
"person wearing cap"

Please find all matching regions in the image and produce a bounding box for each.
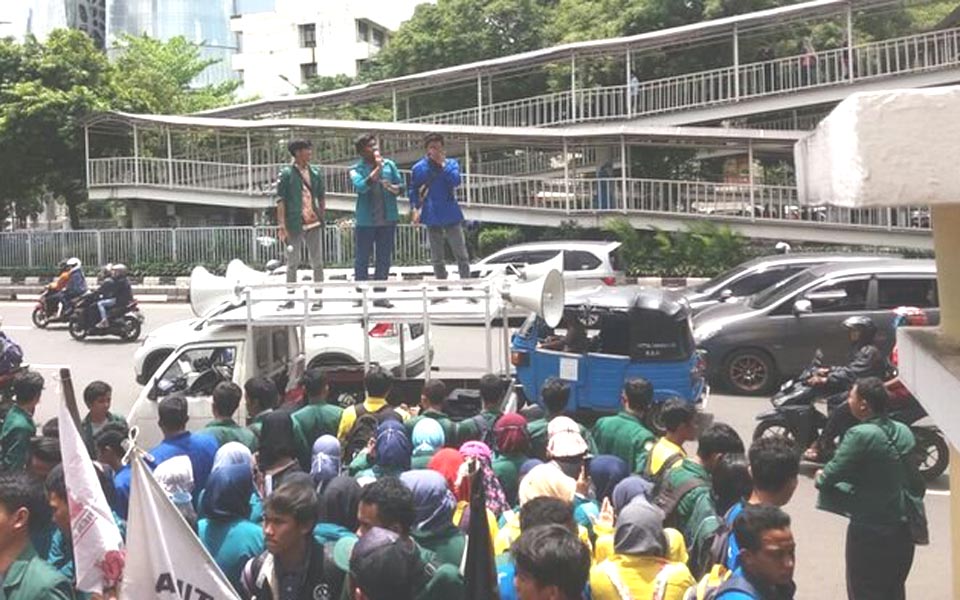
[276,138,325,311]
[645,399,699,478]
[545,420,601,537]
[241,478,343,600]
[112,394,218,519]
[592,378,657,473]
[0,370,44,472]
[526,378,596,461]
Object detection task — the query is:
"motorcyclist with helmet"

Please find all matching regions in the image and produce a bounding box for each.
[803,315,889,461]
[46,261,71,316]
[96,264,132,329]
[64,257,87,304]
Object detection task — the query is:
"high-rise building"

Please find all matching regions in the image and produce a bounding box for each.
[1,0,106,48]
[230,0,425,98]
[107,0,238,87]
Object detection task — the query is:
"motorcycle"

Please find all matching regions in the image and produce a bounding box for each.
[32,288,78,329]
[754,348,949,482]
[68,290,144,342]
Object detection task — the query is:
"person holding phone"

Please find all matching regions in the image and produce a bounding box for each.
[350,133,402,308]
[408,132,471,284]
[276,139,325,310]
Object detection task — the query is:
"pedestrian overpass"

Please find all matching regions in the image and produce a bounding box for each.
[84,113,934,250]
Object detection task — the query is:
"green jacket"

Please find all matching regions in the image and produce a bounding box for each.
[0,544,75,600]
[591,411,656,473]
[292,401,344,467]
[411,447,437,470]
[817,416,917,526]
[456,409,502,445]
[527,415,597,460]
[492,452,528,506]
[0,405,36,471]
[205,418,258,452]
[406,409,457,448]
[411,525,466,568]
[276,163,325,233]
[349,159,402,227]
[80,412,127,458]
[665,458,719,568]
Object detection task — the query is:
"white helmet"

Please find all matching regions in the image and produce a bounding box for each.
[112,263,128,277]
[66,257,81,268]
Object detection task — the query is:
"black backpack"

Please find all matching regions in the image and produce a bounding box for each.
[243,542,342,600]
[342,403,398,464]
[460,413,495,447]
[649,454,708,529]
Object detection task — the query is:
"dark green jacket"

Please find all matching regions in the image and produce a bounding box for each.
[0,544,75,599]
[411,447,437,470]
[205,418,258,452]
[411,525,466,568]
[292,401,344,467]
[0,405,36,471]
[80,412,127,458]
[276,163,325,233]
[406,409,457,448]
[817,416,917,526]
[665,458,720,568]
[456,409,502,445]
[492,453,528,506]
[592,411,656,473]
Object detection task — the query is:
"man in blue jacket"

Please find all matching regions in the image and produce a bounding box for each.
[408,133,471,284]
[350,133,402,308]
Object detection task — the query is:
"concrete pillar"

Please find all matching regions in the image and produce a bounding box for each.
[128,201,154,229]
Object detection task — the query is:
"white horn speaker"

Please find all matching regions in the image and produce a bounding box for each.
[189,266,238,318]
[225,259,269,287]
[503,269,565,328]
[521,252,564,281]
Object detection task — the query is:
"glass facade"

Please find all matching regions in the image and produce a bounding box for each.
[107,0,238,86]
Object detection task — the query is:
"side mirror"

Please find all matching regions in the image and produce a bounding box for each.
[719,289,733,301]
[793,299,813,314]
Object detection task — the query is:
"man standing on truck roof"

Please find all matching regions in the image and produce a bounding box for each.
[276,139,325,311]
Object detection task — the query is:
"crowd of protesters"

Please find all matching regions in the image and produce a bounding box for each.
[0,360,927,599]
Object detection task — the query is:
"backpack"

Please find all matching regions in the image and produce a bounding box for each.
[0,333,23,375]
[242,542,342,600]
[682,524,735,597]
[685,570,760,600]
[650,455,708,529]
[342,403,397,464]
[461,413,494,447]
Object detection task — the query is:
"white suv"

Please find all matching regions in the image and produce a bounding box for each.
[133,308,428,385]
[472,241,625,290]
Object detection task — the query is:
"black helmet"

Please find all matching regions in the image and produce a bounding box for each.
[842,315,877,341]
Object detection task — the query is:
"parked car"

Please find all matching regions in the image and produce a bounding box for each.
[681,253,886,313]
[693,259,939,395]
[511,286,707,419]
[472,240,625,290]
[133,307,427,385]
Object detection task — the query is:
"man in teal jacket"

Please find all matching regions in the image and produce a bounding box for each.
[350,133,402,309]
[276,138,325,310]
[0,370,43,472]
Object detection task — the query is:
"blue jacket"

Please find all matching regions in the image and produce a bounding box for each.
[408,157,464,226]
[66,268,87,296]
[114,431,219,518]
[350,159,403,227]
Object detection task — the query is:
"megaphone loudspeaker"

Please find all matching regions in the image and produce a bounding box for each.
[189,265,238,318]
[504,269,565,328]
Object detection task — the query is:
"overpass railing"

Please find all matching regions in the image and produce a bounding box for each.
[88,156,931,235]
[405,26,960,127]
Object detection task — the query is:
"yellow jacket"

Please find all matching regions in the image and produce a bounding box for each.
[336,397,408,441]
[648,438,686,476]
[590,552,695,600]
[495,510,592,556]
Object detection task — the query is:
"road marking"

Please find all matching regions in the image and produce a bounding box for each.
[2,325,32,331]
[927,489,951,496]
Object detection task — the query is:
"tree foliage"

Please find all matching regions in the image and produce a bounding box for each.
[0,30,237,227]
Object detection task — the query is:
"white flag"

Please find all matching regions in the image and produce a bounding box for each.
[119,452,240,600]
[58,397,125,594]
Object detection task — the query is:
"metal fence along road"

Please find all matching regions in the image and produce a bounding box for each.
[404,27,960,128]
[87,156,932,236]
[0,225,431,270]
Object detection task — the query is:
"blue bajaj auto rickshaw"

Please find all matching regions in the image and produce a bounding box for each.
[511,287,707,416]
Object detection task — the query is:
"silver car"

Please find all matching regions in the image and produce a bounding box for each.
[681,253,886,313]
[693,259,939,395]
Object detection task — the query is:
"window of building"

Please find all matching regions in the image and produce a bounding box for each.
[372,28,385,48]
[300,63,317,81]
[299,23,316,48]
[357,20,369,43]
[236,32,243,53]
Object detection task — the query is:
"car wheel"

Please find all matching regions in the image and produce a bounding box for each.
[724,349,777,396]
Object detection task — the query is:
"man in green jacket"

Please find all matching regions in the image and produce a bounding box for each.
[206,381,258,451]
[276,138,325,311]
[0,471,76,599]
[405,380,456,447]
[526,378,596,460]
[592,378,657,472]
[292,368,344,468]
[79,380,127,459]
[349,133,403,309]
[456,373,504,445]
[659,422,744,577]
[244,375,280,442]
[0,370,44,472]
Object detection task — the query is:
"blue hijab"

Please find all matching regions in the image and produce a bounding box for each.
[590,455,630,502]
[201,464,253,521]
[400,470,457,532]
[412,418,445,453]
[611,476,654,515]
[311,435,341,489]
[375,420,412,471]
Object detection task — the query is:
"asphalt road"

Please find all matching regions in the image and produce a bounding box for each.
[0,301,950,599]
